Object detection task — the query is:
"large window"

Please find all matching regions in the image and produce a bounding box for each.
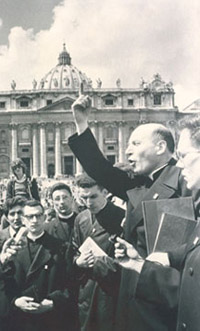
[105,98,114,106]
[20,100,29,108]
[153,94,162,105]
[128,99,134,106]
[0,102,6,109]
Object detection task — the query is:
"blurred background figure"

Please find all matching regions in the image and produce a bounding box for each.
[6,158,40,201]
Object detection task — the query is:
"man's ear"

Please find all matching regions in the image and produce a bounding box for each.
[156,140,167,155]
[102,188,108,197]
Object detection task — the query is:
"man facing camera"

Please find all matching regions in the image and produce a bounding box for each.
[45,182,77,243]
[0,197,26,251]
[10,200,79,331]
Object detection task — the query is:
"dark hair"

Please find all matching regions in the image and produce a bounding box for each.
[50,182,72,199]
[152,126,175,153]
[178,115,200,148]
[11,158,27,174]
[23,199,44,214]
[3,196,27,216]
[76,173,104,190]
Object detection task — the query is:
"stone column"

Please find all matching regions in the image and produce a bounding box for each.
[118,121,126,163]
[10,123,18,161]
[32,125,39,177]
[55,122,62,178]
[98,122,104,152]
[39,123,47,178]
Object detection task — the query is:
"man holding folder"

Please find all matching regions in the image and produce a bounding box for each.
[68,94,192,330]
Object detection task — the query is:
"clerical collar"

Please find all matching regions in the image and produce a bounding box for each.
[27,231,45,242]
[149,163,168,181]
[57,212,74,220]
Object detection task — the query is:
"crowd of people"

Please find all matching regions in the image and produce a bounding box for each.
[0,94,200,331]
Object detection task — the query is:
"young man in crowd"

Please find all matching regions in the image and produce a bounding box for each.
[10,199,79,331]
[45,182,76,243]
[115,115,200,331]
[68,95,192,330]
[0,197,26,250]
[73,173,125,331]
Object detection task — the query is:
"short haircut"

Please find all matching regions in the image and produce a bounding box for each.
[3,196,27,216]
[23,199,44,214]
[76,173,104,190]
[50,182,72,199]
[151,125,175,153]
[178,115,200,148]
[11,158,27,174]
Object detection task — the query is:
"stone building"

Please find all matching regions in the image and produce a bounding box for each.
[0,44,178,179]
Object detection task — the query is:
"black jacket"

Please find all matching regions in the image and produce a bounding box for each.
[68,128,192,331]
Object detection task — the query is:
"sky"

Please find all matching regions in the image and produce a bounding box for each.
[0,0,199,110]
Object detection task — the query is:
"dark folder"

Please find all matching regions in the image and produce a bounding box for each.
[153,212,197,252]
[142,197,195,254]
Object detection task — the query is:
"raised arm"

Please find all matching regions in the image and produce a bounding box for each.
[69,95,143,200]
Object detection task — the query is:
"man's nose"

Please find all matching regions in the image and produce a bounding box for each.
[125,144,133,155]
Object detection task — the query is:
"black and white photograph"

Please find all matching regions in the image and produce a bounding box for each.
[0,1,199,330]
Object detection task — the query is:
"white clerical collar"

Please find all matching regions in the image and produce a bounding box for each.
[57,212,74,219]
[149,163,168,180]
[27,231,45,242]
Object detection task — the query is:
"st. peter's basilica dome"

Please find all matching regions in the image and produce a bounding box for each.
[38,44,92,90]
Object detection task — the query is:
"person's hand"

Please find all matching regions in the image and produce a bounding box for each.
[146,252,170,267]
[0,237,24,264]
[76,250,94,268]
[115,237,141,259]
[71,95,92,134]
[14,296,40,312]
[15,296,53,314]
[115,237,144,272]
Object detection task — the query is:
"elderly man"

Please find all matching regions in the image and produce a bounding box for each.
[68,95,191,330]
[10,199,79,331]
[115,115,200,331]
[73,174,124,331]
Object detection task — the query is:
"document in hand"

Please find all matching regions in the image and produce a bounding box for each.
[142,197,195,254]
[153,213,197,252]
[79,237,107,257]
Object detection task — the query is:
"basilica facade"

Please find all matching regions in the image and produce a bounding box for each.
[0,45,180,179]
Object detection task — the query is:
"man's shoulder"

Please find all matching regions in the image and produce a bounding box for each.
[74,209,91,226]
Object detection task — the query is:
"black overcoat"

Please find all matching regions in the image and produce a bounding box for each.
[68,128,191,331]
[10,232,79,331]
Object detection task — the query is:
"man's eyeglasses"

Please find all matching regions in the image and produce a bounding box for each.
[176,150,200,165]
[23,213,43,221]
